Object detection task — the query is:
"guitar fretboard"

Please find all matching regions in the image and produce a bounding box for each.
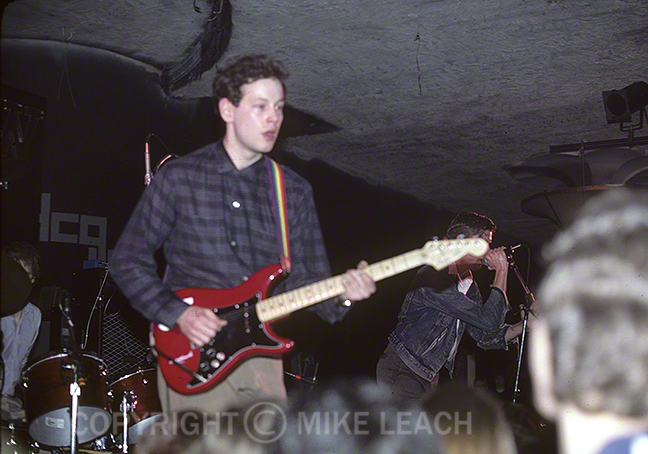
[256,238,486,322]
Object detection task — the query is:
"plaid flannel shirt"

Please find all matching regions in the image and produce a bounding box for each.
[111,141,349,328]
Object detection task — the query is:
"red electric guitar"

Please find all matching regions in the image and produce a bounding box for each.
[153,238,488,394]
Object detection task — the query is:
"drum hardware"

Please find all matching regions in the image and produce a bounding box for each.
[108,367,163,449]
[1,422,37,454]
[44,433,117,454]
[117,391,137,453]
[87,432,116,452]
[48,448,114,454]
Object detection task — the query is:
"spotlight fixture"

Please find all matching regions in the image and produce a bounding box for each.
[602,81,648,124]
[508,81,648,228]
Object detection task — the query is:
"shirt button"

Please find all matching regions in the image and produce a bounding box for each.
[230,241,237,247]
[232,201,241,208]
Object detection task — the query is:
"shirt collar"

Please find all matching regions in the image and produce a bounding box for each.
[213,140,238,174]
[213,140,267,175]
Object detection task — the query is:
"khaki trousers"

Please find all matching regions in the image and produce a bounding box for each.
[156,356,287,414]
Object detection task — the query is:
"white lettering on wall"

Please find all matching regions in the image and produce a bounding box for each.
[39,193,108,260]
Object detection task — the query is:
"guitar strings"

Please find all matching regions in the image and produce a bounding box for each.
[211,301,259,323]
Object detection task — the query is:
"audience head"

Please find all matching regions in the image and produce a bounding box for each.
[273,378,442,454]
[136,409,269,454]
[423,384,518,454]
[532,188,648,418]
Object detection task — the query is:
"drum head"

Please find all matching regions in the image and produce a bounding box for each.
[28,406,111,447]
[22,352,110,447]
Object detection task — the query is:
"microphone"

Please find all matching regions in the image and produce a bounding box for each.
[60,291,76,352]
[505,244,522,254]
[505,244,524,267]
[61,291,74,328]
[145,134,153,186]
[481,244,524,268]
[60,291,87,384]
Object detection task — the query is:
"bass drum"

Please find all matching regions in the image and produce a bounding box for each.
[109,367,164,445]
[22,352,111,447]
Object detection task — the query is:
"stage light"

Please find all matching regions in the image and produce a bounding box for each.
[602,81,648,124]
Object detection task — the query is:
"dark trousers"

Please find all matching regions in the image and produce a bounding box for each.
[376,345,439,406]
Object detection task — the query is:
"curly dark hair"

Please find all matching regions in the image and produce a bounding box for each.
[212,54,289,109]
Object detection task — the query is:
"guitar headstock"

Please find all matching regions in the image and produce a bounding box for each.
[420,238,489,270]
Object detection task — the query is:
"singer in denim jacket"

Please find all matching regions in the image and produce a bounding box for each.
[377,212,526,405]
[389,265,510,381]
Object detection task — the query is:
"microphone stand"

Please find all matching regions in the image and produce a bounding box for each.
[69,367,81,454]
[61,294,87,453]
[284,371,317,386]
[506,248,535,404]
[145,134,153,186]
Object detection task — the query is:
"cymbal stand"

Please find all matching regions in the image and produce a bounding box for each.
[506,249,536,404]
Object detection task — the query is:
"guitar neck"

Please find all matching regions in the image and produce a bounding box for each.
[256,248,430,322]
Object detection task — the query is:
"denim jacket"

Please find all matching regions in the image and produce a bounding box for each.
[388,265,510,381]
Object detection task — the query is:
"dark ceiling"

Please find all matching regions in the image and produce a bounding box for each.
[2,0,648,250]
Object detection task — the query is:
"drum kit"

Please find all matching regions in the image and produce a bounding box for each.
[2,291,164,454]
[1,355,163,454]
[2,141,182,453]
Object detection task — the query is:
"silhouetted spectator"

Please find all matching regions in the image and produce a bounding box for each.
[530,189,648,454]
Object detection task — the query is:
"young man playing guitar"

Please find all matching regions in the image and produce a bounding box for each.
[111,55,376,414]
